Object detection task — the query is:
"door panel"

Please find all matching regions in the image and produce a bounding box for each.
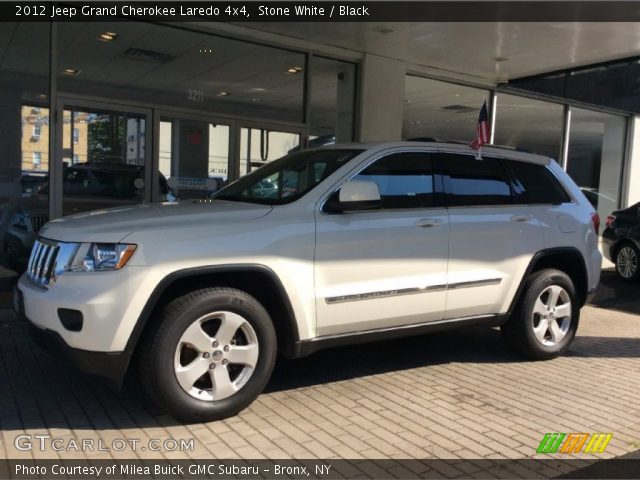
[58,104,150,216]
[315,209,449,336]
[158,114,231,199]
[314,151,449,337]
[436,152,544,318]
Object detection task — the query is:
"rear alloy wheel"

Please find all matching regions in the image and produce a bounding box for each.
[502,268,579,360]
[139,287,276,423]
[615,243,640,282]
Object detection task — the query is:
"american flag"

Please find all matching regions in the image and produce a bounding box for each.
[469,101,490,149]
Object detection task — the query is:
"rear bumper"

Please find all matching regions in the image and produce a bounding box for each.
[26,320,130,389]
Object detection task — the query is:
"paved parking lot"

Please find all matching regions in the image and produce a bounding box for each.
[0,270,639,467]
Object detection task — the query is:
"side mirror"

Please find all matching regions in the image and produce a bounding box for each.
[325,180,381,213]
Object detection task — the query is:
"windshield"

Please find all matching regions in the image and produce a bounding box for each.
[214,149,362,205]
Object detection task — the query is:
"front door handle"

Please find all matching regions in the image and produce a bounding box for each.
[415,218,441,228]
[511,214,533,222]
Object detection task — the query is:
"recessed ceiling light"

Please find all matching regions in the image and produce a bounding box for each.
[217,91,231,97]
[287,66,303,74]
[250,87,266,92]
[63,68,81,76]
[97,32,118,42]
[371,25,395,34]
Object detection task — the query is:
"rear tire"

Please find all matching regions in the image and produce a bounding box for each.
[138,287,276,423]
[615,242,640,282]
[502,269,579,360]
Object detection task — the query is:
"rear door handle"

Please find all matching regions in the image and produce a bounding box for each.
[511,214,533,222]
[415,218,441,228]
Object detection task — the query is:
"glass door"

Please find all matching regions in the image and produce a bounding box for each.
[239,125,303,176]
[55,99,152,216]
[157,113,232,199]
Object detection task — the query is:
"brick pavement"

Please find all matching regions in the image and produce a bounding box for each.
[0,301,639,466]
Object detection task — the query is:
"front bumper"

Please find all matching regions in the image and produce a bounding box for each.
[17,265,158,352]
[15,287,131,387]
[27,321,131,388]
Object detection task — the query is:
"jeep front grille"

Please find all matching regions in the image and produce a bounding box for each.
[30,215,48,233]
[27,239,59,287]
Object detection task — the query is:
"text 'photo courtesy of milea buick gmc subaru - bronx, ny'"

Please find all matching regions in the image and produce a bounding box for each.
[16,142,601,422]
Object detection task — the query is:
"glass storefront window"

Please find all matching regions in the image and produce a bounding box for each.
[403,75,490,142]
[0,23,50,273]
[58,22,305,123]
[493,94,564,159]
[309,56,356,145]
[567,107,626,226]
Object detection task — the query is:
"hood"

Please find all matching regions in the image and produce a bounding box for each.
[39,200,272,243]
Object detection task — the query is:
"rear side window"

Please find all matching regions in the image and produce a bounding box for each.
[437,153,512,206]
[354,152,434,209]
[507,160,571,205]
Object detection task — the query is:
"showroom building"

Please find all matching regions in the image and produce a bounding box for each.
[1,20,639,268]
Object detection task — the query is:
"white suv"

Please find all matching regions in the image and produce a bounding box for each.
[16,142,601,422]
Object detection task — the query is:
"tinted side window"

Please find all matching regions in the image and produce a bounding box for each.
[438,154,512,206]
[507,160,571,205]
[354,152,434,209]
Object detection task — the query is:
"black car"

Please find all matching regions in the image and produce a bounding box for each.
[602,202,640,281]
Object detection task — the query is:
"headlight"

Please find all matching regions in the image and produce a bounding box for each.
[69,243,137,272]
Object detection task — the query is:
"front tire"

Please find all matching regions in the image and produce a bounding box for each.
[502,269,579,360]
[138,287,276,423]
[615,242,640,282]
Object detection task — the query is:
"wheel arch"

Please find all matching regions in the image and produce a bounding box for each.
[125,264,302,361]
[508,247,589,313]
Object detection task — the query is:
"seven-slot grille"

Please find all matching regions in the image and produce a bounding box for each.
[27,239,59,286]
[30,215,48,233]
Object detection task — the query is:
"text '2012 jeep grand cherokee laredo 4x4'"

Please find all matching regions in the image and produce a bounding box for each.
[16,142,601,422]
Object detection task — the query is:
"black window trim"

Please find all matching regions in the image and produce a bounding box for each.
[319,148,447,214]
[502,158,574,206]
[435,151,518,209]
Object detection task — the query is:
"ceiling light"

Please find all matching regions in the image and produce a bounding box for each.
[287,66,303,74]
[371,25,395,34]
[38,94,47,100]
[63,68,81,76]
[97,32,118,42]
[250,87,266,92]
[217,91,230,97]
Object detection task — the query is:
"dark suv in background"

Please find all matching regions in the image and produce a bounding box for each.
[3,163,174,272]
[603,202,640,281]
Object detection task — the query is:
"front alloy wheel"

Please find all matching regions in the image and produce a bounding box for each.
[138,287,276,423]
[174,311,259,401]
[616,244,640,281]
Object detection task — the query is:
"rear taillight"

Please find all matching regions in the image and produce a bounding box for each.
[605,215,616,228]
[591,213,600,235]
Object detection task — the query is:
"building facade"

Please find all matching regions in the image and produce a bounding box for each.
[1,20,639,270]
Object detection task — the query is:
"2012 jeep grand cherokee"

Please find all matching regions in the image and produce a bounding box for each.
[16,142,601,422]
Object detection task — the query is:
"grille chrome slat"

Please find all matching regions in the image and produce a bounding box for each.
[30,243,44,277]
[26,239,60,287]
[30,215,48,233]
